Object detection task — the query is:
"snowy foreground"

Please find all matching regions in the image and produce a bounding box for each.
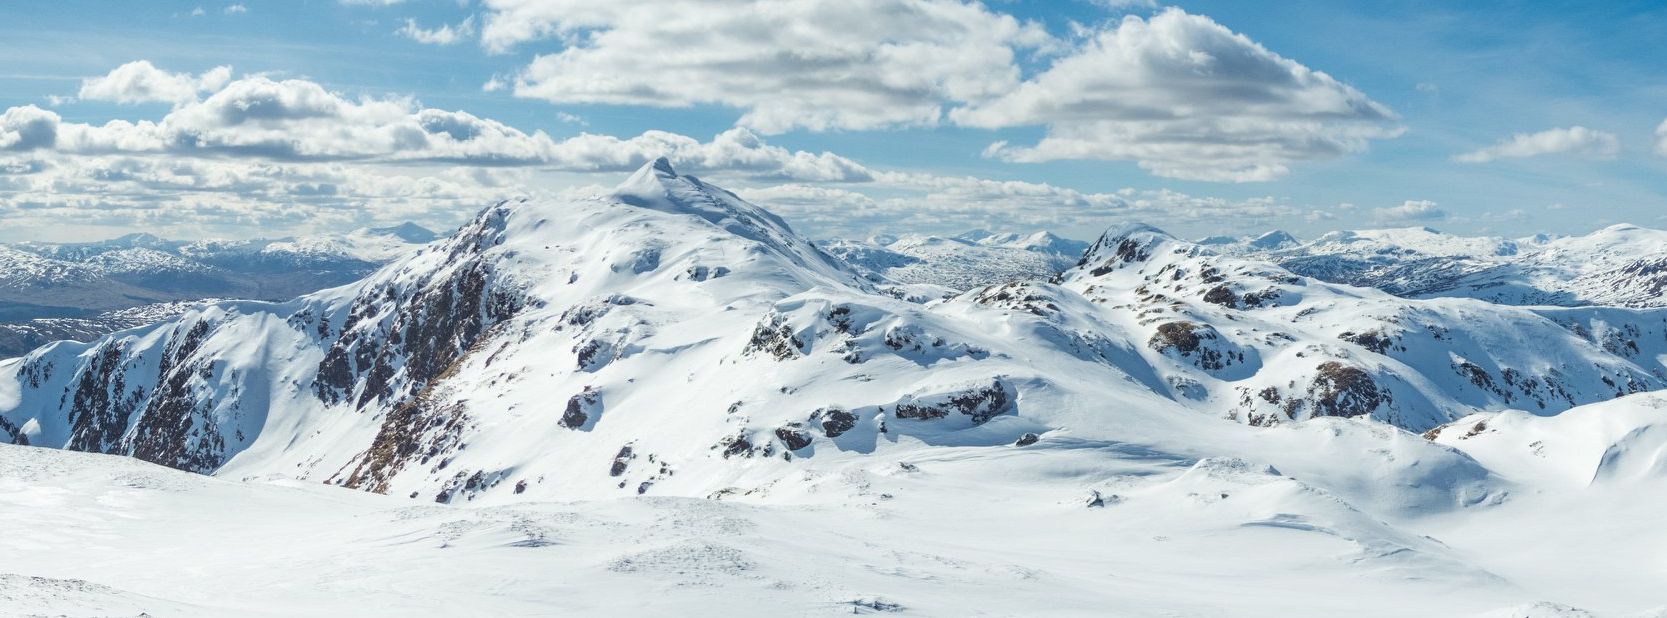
[5,396,1667,618]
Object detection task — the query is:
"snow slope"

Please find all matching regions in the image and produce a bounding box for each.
[3,161,1667,615]
[4,409,1665,617]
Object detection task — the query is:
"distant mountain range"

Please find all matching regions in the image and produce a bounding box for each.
[0,223,437,356]
[819,229,1090,296]
[1204,224,1667,308]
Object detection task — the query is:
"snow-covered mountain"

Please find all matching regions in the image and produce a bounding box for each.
[1255,224,1667,307]
[3,159,1663,496]
[1198,229,1303,252]
[4,160,1667,615]
[821,229,1089,293]
[0,224,436,357]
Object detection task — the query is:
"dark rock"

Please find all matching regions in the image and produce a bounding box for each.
[1202,285,1238,308]
[560,388,601,430]
[774,424,812,450]
[819,407,858,437]
[609,445,634,477]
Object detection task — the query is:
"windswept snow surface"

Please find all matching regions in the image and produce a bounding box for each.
[2,161,1666,616]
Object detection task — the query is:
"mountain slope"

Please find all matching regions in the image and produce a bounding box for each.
[3,161,1666,509]
[6,161,1667,615]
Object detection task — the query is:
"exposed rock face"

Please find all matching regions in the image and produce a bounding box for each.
[774,424,812,450]
[892,379,1013,425]
[818,408,858,438]
[338,396,472,494]
[1306,362,1389,419]
[560,388,603,430]
[743,314,803,360]
[313,206,527,411]
[1149,321,1244,372]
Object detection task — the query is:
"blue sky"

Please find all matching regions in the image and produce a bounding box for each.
[1,0,1663,243]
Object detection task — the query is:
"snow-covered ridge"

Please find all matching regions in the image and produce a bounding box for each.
[4,159,1666,510]
[1234,223,1667,307]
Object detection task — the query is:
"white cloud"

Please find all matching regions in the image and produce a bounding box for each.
[224,4,247,15]
[17,66,880,183]
[397,16,476,45]
[6,59,1336,241]
[340,0,406,5]
[78,61,233,106]
[0,105,60,151]
[953,8,1400,182]
[486,0,1052,133]
[1372,200,1447,223]
[190,6,206,17]
[1454,126,1620,163]
[1656,119,1667,157]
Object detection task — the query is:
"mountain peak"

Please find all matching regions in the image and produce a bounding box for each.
[365,222,438,244]
[649,156,678,176]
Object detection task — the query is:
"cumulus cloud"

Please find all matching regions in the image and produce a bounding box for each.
[224,4,247,14]
[78,61,232,105]
[1372,200,1447,223]
[478,3,1396,181]
[485,0,1051,133]
[5,59,1333,241]
[398,16,475,45]
[953,8,1400,182]
[0,105,59,151]
[1454,126,1620,163]
[11,65,879,179]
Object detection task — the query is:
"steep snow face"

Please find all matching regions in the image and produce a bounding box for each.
[822,228,1088,292]
[4,162,1666,510]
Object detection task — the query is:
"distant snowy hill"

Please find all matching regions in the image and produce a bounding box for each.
[821,229,1089,292]
[0,223,436,357]
[1249,224,1667,307]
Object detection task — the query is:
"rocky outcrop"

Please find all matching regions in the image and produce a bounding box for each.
[892,378,1013,425]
